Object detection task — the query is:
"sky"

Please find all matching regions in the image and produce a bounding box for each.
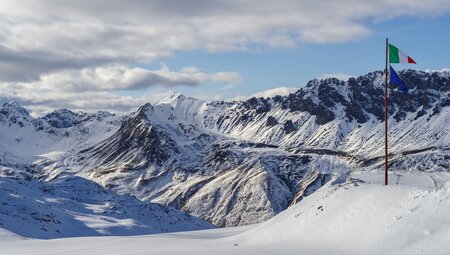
[0,0,449,116]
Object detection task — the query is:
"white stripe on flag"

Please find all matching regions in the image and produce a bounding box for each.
[398,49,409,63]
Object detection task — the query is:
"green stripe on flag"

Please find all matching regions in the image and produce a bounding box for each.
[389,44,400,63]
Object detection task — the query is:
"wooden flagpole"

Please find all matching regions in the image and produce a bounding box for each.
[384,38,389,186]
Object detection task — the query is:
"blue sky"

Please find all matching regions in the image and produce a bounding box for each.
[136,14,450,100]
[1,1,449,115]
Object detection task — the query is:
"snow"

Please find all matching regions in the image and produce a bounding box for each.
[0,176,213,239]
[2,171,450,254]
[0,70,449,253]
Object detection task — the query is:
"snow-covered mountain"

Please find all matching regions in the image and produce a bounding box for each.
[42,109,114,129]
[1,69,449,233]
[0,103,213,238]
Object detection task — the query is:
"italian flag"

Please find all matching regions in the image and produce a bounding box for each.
[389,44,416,64]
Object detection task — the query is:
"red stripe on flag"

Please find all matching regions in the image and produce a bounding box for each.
[408,57,416,64]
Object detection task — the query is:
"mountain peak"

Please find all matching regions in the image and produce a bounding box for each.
[3,100,21,107]
[43,109,86,128]
[42,109,115,128]
[0,101,31,119]
[156,92,187,105]
[155,92,205,111]
[134,103,154,119]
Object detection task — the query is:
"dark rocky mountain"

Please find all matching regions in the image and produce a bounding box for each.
[43,109,115,128]
[0,101,33,127]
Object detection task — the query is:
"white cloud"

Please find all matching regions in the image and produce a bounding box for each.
[0,64,241,116]
[0,0,449,81]
[233,86,298,101]
[267,35,297,48]
[35,64,242,92]
[424,67,450,73]
[0,88,146,117]
[0,1,449,114]
[319,73,355,81]
[252,87,298,98]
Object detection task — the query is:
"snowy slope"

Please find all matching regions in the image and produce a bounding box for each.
[2,172,450,254]
[0,175,213,239]
[237,173,450,254]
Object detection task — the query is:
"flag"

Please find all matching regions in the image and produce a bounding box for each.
[389,65,408,94]
[389,44,416,64]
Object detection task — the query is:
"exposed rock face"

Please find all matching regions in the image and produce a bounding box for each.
[266,116,278,127]
[283,120,296,134]
[0,101,33,127]
[78,105,179,173]
[43,109,115,128]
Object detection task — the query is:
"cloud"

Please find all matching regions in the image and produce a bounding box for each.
[424,67,450,73]
[319,73,355,81]
[252,87,298,98]
[0,1,449,114]
[0,88,146,117]
[0,64,241,116]
[34,64,242,92]
[233,86,298,101]
[1,0,449,81]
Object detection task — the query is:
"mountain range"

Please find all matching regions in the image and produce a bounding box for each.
[0,69,448,238]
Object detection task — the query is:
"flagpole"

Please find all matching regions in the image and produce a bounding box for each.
[384,38,389,185]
